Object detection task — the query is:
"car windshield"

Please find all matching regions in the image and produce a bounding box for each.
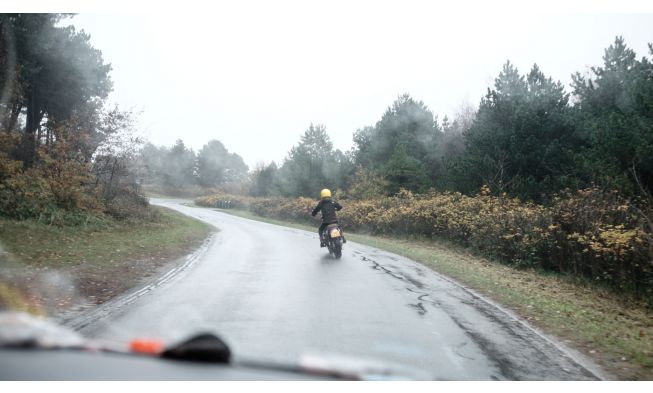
[1,2,653,383]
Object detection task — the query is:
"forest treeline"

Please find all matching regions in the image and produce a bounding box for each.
[139,139,249,196]
[243,37,653,203]
[149,37,653,205]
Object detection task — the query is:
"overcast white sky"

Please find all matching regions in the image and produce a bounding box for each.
[65,2,653,169]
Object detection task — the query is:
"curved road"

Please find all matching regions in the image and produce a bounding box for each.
[77,199,600,380]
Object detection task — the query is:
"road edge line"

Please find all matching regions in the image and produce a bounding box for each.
[62,232,216,332]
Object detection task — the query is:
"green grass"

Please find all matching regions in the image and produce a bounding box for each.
[0,206,211,270]
[211,207,653,380]
[0,206,213,313]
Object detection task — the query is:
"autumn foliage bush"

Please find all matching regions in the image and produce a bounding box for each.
[0,135,102,224]
[0,133,132,225]
[197,187,653,301]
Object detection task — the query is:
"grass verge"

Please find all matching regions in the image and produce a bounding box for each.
[210,207,653,380]
[0,206,212,316]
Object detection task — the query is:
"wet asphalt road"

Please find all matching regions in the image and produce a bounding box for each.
[77,199,600,380]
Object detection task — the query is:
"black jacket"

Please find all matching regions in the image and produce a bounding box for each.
[311,198,342,224]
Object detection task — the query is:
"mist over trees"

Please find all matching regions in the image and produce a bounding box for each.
[352,94,441,194]
[275,124,354,197]
[249,162,279,197]
[197,140,248,188]
[0,14,112,166]
[243,124,355,198]
[139,139,249,195]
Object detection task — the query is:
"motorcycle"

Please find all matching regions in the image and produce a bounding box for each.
[322,223,344,259]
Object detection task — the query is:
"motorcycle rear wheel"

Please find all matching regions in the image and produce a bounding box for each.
[333,241,342,259]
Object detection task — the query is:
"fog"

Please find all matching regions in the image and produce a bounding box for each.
[68,3,653,168]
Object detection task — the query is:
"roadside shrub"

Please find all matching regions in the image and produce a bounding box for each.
[195,193,252,210]
[546,188,653,295]
[105,189,159,222]
[0,135,103,225]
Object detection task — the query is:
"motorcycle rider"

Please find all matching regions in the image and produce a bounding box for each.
[311,188,345,247]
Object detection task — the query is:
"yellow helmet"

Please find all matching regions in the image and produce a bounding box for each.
[320,188,332,199]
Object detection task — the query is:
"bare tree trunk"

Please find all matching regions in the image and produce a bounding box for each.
[630,161,652,204]
[1,19,20,134]
[20,90,43,166]
[4,102,22,132]
[25,89,38,135]
[106,157,118,200]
